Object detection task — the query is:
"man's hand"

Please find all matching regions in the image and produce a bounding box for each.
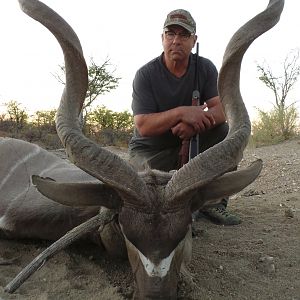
[171,122,196,140]
[180,104,216,133]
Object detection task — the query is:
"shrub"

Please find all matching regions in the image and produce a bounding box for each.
[252,105,299,146]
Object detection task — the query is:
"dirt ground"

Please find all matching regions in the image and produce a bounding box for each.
[0,138,299,300]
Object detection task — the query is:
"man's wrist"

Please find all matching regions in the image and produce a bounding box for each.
[175,106,186,123]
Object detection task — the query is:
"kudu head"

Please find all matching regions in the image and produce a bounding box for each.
[19,0,284,298]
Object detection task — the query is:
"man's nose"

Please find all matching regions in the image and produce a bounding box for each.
[172,34,181,43]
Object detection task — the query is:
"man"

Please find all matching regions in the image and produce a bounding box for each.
[128,9,240,225]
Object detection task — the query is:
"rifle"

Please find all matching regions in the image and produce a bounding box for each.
[179,42,201,166]
[189,42,201,161]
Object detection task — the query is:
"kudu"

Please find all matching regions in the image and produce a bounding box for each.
[0,0,284,299]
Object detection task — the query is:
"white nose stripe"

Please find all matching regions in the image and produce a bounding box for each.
[138,250,175,278]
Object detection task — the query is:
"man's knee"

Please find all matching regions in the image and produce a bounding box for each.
[199,122,229,153]
[129,147,180,172]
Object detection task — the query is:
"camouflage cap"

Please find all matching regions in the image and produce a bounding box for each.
[163,9,196,34]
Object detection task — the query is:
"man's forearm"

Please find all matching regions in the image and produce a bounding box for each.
[134,105,219,137]
[134,108,182,137]
[205,96,226,126]
[207,105,226,126]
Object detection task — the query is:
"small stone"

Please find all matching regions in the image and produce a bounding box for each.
[258,255,276,274]
[259,255,273,263]
[284,208,295,218]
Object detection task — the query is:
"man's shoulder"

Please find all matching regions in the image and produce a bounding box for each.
[191,54,218,78]
[193,54,216,68]
[137,55,162,74]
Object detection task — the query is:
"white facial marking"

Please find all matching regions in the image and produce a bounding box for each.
[0,216,5,228]
[40,160,66,176]
[138,250,175,278]
[0,216,11,231]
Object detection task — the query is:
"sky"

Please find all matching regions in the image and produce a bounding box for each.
[1,0,300,121]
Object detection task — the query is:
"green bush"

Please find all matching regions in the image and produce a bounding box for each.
[40,133,63,150]
[86,105,134,131]
[0,101,134,149]
[88,128,133,148]
[252,106,299,146]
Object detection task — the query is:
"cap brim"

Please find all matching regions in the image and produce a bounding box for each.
[164,21,195,33]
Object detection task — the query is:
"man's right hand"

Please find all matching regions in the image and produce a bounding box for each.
[179,105,216,133]
[171,122,196,140]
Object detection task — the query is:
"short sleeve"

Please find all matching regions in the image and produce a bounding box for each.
[131,68,158,116]
[201,59,218,102]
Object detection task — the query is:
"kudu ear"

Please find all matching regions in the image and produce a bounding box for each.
[31,175,122,209]
[188,159,263,212]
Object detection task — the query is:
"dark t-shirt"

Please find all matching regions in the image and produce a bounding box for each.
[129,53,218,151]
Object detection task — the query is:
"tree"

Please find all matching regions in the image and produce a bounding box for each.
[86,105,134,147]
[54,57,120,117]
[33,109,57,133]
[113,110,134,130]
[5,100,28,131]
[256,49,300,141]
[87,105,133,131]
[85,58,120,110]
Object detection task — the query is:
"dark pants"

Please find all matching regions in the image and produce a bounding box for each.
[129,123,228,169]
[129,123,231,207]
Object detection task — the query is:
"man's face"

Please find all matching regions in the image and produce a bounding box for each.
[162,25,197,63]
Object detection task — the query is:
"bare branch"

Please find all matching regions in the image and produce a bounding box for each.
[281,49,300,105]
[257,63,280,106]
[51,65,66,85]
[257,49,300,110]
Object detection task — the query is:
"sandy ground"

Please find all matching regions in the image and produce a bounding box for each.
[0,138,299,300]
